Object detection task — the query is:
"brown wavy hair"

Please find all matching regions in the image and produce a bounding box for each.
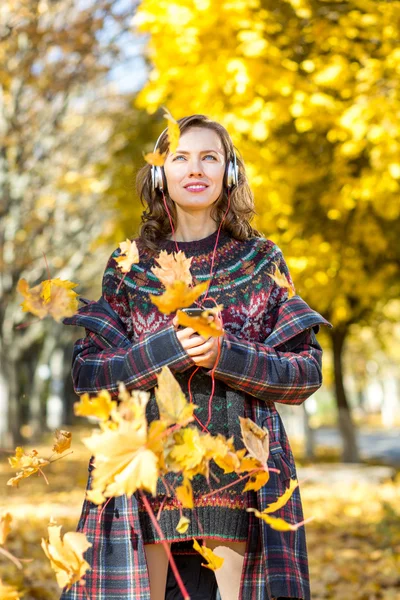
[136,114,262,254]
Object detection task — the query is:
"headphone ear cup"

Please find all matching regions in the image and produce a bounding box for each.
[225,157,239,190]
[151,165,167,192]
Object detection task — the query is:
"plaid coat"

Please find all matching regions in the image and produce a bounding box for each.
[61,294,331,600]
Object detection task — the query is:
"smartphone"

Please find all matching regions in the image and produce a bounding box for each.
[180,307,204,317]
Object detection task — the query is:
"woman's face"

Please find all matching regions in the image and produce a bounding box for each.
[163,127,226,211]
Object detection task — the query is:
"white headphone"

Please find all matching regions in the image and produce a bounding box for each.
[150,128,239,192]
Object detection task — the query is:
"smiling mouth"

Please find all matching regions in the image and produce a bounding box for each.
[184,184,208,192]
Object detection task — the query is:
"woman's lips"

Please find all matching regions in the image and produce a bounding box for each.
[184,184,208,193]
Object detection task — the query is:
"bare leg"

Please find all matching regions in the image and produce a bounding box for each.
[207,540,246,600]
[144,542,170,600]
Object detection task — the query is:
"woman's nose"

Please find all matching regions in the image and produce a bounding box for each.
[187,159,204,177]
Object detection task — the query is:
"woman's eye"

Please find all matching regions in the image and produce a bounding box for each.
[173,155,185,161]
[204,154,217,160]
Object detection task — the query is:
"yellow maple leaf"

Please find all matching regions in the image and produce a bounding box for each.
[168,427,206,476]
[239,417,270,469]
[268,263,295,298]
[243,469,270,492]
[176,308,224,338]
[74,391,117,422]
[193,539,224,571]
[163,108,180,154]
[175,477,194,509]
[155,366,195,426]
[7,447,49,487]
[144,148,166,166]
[115,239,139,273]
[0,578,21,600]
[41,523,92,590]
[0,513,12,546]
[150,280,209,314]
[237,455,262,473]
[247,509,301,531]
[262,478,299,513]
[151,249,193,287]
[83,419,159,501]
[214,447,246,474]
[176,516,190,534]
[52,429,72,454]
[17,278,79,322]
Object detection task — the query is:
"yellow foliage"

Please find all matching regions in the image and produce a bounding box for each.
[7,448,50,488]
[17,278,79,322]
[154,366,195,426]
[115,239,140,273]
[192,539,224,571]
[74,391,117,422]
[149,280,209,314]
[151,250,193,287]
[52,430,72,455]
[41,523,91,590]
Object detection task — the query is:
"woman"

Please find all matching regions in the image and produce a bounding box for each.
[62,114,331,600]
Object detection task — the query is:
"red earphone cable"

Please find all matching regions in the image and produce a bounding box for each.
[160,188,232,433]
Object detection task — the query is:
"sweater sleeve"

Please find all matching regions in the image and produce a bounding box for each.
[204,246,325,405]
[71,252,195,397]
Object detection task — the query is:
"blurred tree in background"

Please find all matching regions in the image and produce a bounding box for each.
[0,0,137,445]
[120,0,400,461]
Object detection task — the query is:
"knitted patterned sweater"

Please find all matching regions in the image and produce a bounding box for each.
[94,228,325,544]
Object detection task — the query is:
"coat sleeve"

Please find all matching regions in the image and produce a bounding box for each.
[205,327,323,406]
[204,247,330,406]
[71,253,195,398]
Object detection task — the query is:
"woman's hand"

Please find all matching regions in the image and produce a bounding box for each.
[172,313,224,369]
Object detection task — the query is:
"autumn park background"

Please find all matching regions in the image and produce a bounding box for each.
[1,0,400,598]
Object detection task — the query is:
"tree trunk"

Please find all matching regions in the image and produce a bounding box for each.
[330,328,360,462]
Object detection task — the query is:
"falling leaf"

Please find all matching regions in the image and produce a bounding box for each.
[175,477,194,509]
[268,263,295,298]
[243,469,270,492]
[41,523,92,590]
[83,418,160,501]
[17,278,79,322]
[176,309,224,338]
[163,108,180,154]
[52,430,72,454]
[115,239,139,273]
[262,478,299,513]
[168,427,206,476]
[7,447,49,487]
[0,513,12,546]
[155,366,195,426]
[144,148,166,166]
[192,539,224,571]
[0,578,21,600]
[214,447,246,474]
[151,250,193,287]
[74,391,117,422]
[239,417,270,469]
[176,516,190,534]
[150,280,209,314]
[247,509,301,531]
